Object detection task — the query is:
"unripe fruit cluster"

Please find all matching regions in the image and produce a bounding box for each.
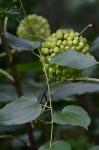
[17,14,51,41]
[41,29,89,82]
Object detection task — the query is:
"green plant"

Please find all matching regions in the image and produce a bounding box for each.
[1,0,99,150]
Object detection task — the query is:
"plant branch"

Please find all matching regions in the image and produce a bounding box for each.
[26,123,36,150]
[0,134,27,147]
[0,18,36,150]
[1,33,22,97]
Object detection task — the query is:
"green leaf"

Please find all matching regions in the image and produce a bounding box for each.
[53,105,91,129]
[51,82,99,100]
[89,146,99,150]
[90,36,99,60]
[5,32,41,51]
[91,37,99,52]
[0,79,44,102]
[0,7,19,20]
[0,84,17,102]
[50,50,97,69]
[0,95,42,125]
[39,140,71,150]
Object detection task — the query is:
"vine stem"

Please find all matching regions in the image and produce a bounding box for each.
[38,48,53,148]
[19,0,53,147]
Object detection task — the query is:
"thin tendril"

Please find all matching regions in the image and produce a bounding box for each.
[38,47,53,148]
[79,24,92,35]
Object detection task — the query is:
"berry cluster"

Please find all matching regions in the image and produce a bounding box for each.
[17,14,51,41]
[41,29,89,82]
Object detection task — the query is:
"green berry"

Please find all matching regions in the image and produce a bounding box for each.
[62,40,67,46]
[73,40,78,45]
[82,45,89,53]
[74,37,79,41]
[67,36,73,41]
[41,56,46,61]
[48,67,53,73]
[47,56,51,62]
[68,41,73,46]
[52,38,57,42]
[54,47,60,54]
[57,40,62,46]
[65,46,69,50]
[50,49,53,53]
[41,48,49,55]
[64,34,68,39]
[76,46,81,51]
[69,32,75,38]
[79,42,85,49]
[56,32,63,39]
[60,45,65,50]
[71,46,76,50]
[75,32,79,36]
[50,42,56,48]
[51,53,56,58]
[52,33,56,37]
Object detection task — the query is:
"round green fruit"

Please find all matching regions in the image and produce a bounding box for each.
[17,14,51,41]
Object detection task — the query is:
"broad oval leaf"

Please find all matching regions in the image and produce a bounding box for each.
[0,95,42,125]
[90,36,99,60]
[89,146,99,150]
[51,82,99,100]
[50,50,97,69]
[39,140,71,150]
[53,105,91,129]
[5,32,41,51]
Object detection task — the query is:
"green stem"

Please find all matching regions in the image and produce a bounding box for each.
[38,48,53,148]
[1,34,22,97]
